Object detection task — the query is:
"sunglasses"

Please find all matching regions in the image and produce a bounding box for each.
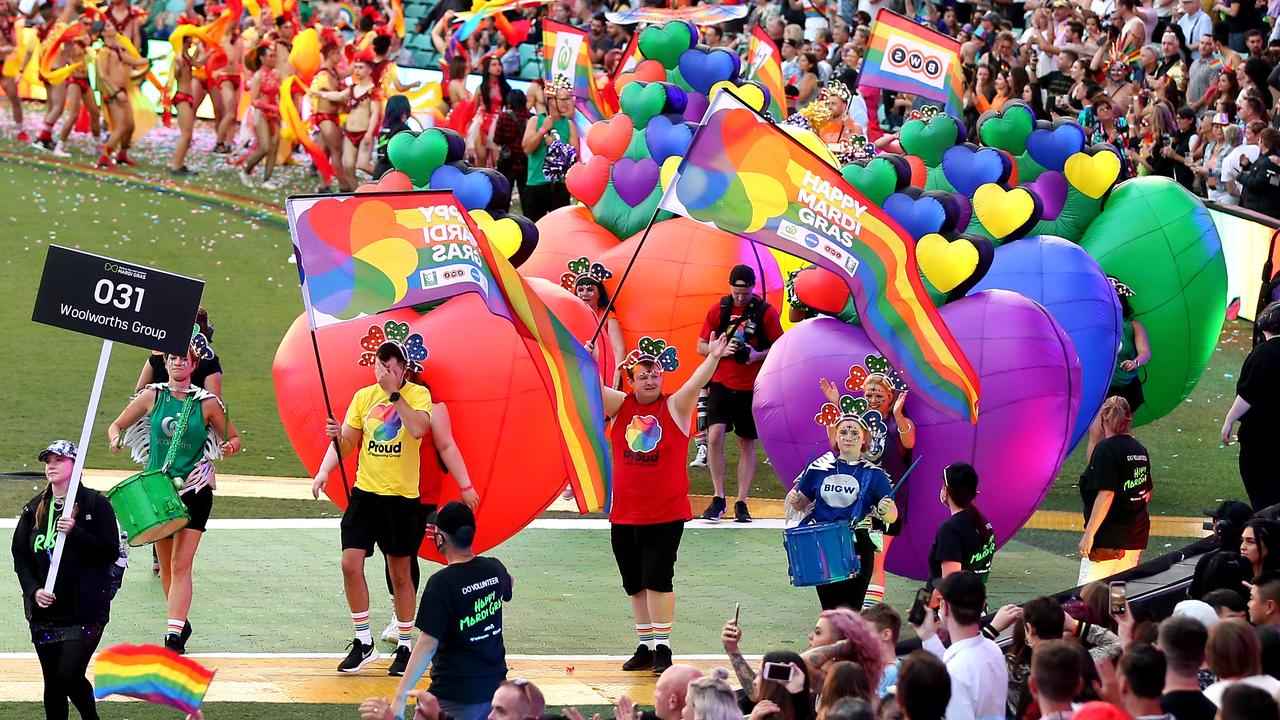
[511,679,540,720]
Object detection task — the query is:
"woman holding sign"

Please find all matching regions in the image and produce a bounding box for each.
[107,335,237,655]
[13,440,120,720]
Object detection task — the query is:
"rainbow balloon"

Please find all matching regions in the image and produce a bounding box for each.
[93,644,215,715]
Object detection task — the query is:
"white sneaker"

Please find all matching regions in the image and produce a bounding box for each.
[238,169,256,188]
[261,179,282,191]
[381,618,398,643]
[689,443,708,468]
[51,145,70,158]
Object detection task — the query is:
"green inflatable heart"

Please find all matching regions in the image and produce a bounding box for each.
[841,158,900,206]
[898,115,960,166]
[978,104,1035,155]
[638,21,694,69]
[620,82,669,127]
[387,130,449,187]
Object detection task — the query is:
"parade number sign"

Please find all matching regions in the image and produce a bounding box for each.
[31,246,205,355]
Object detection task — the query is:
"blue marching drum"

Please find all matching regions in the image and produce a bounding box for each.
[783,520,860,587]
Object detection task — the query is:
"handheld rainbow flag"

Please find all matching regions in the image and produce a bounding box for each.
[659,92,980,422]
[611,28,642,84]
[543,19,618,122]
[860,10,962,116]
[744,25,787,121]
[287,192,612,511]
[94,643,214,714]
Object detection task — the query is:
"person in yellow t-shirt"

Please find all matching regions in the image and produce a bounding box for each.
[321,341,431,676]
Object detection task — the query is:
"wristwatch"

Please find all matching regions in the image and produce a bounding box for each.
[388,391,401,403]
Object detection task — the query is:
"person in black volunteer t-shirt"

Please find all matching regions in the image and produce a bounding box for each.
[376,502,513,720]
[1078,396,1154,585]
[928,463,996,589]
[1222,302,1280,511]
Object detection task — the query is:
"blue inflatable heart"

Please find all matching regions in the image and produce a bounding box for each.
[429,162,494,211]
[645,114,695,161]
[941,144,1011,197]
[883,191,948,240]
[1026,123,1087,172]
[677,48,741,95]
[969,235,1121,450]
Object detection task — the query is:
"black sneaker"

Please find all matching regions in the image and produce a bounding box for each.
[388,646,411,676]
[621,643,654,671]
[180,621,193,645]
[700,496,727,521]
[734,501,753,523]
[653,644,673,674]
[164,633,186,655]
[337,639,379,673]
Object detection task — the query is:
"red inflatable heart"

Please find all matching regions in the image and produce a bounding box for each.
[565,154,612,207]
[614,59,666,93]
[357,171,414,194]
[273,280,603,563]
[586,114,634,163]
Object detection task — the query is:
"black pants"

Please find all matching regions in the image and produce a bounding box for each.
[814,530,877,611]
[521,182,570,223]
[1240,438,1279,512]
[35,630,103,720]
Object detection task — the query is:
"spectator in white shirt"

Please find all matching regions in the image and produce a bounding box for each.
[1203,618,1280,705]
[1117,644,1172,720]
[1222,120,1263,203]
[913,572,1009,720]
[898,651,952,720]
[1029,640,1084,720]
[1176,0,1214,60]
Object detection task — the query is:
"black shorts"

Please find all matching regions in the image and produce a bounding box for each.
[180,487,213,533]
[611,520,685,596]
[706,382,758,440]
[367,503,437,559]
[1106,377,1145,414]
[341,487,422,557]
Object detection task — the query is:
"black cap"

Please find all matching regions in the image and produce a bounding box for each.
[939,570,986,613]
[1205,500,1253,529]
[729,264,756,287]
[426,501,476,544]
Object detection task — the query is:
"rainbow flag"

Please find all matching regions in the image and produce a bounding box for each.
[611,28,642,83]
[543,19,617,122]
[94,644,214,715]
[744,25,787,121]
[660,92,980,422]
[287,192,611,510]
[860,9,962,116]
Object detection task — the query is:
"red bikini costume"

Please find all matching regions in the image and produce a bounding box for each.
[343,83,379,144]
[252,67,281,131]
[311,68,340,127]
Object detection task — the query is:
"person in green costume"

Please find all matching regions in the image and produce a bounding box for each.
[520,73,576,223]
[107,336,237,655]
[1087,277,1151,461]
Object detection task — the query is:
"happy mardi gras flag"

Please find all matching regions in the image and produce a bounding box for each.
[543,20,617,123]
[287,191,611,511]
[94,644,214,715]
[744,25,787,121]
[860,9,963,116]
[659,93,980,422]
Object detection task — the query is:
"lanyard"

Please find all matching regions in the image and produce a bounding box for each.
[34,496,64,558]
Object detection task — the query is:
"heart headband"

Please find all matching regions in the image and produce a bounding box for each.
[190,326,214,361]
[908,106,942,121]
[1108,276,1135,297]
[357,320,429,372]
[623,336,679,374]
[560,256,613,291]
[548,73,574,95]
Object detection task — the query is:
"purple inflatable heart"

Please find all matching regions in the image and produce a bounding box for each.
[645,114,695,161]
[1024,171,1068,220]
[1026,124,1086,172]
[683,93,709,123]
[611,157,660,206]
[753,290,1081,579]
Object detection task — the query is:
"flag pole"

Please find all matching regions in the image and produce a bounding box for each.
[588,202,664,343]
[307,327,353,503]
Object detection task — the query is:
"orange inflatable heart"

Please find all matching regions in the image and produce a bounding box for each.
[273,281,604,563]
[614,59,666,93]
[356,171,414,193]
[565,154,612,207]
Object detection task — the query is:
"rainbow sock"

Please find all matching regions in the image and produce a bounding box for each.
[397,619,413,649]
[352,610,372,645]
[636,623,654,650]
[166,618,185,638]
[652,622,671,648]
[863,585,885,610]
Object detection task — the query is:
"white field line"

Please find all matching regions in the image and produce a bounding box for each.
[0,518,788,530]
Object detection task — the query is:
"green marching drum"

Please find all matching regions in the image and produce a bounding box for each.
[106,470,189,546]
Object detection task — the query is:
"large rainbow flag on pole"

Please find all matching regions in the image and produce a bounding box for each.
[287,192,611,511]
[543,19,617,123]
[744,25,787,121]
[659,92,980,422]
[859,9,963,116]
[94,644,215,715]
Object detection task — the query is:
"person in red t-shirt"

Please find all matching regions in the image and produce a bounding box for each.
[600,332,731,675]
[696,265,785,523]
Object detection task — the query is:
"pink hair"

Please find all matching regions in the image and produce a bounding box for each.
[820,609,885,688]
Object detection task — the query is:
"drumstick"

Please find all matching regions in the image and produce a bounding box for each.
[884,455,923,501]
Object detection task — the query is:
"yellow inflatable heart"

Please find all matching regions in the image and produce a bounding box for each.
[470,210,524,262]
[1063,151,1120,199]
[973,183,1037,239]
[916,233,979,293]
[710,81,767,112]
[659,155,682,193]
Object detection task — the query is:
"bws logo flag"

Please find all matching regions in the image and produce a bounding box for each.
[659,92,980,422]
[859,10,963,115]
